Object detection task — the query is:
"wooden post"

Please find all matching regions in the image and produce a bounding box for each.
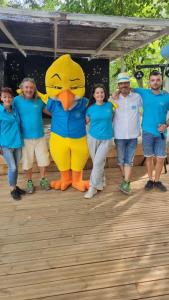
[0,50,5,87]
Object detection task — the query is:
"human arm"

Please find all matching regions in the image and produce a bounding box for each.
[43,109,51,117]
[86,116,90,124]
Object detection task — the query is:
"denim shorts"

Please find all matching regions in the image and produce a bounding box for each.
[114,138,137,166]
[142,131,167,158]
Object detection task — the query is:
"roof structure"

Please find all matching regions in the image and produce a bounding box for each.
[0,7,169,59]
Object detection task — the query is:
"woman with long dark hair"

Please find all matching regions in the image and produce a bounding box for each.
[84,84,114,199]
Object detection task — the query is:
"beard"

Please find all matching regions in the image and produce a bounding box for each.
[151,85,161,91]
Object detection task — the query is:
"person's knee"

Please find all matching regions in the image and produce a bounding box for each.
[146,156,153,162]
[156,157,165,165]
[9,165,17,173]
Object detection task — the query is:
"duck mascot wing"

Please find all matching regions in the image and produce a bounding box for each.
[40,54,89,191]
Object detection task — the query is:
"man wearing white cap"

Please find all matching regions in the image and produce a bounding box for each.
[113,72,142,194]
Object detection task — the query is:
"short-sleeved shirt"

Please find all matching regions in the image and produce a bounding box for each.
[113,92,142,139]
[0,104,23,148]
[14,95,45,139]
[134,88,169,137]
[46,97,88,138]
[86,102,114,140]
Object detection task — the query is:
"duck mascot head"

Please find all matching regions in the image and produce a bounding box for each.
[39,54,89,191]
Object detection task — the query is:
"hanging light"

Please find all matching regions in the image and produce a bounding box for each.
[165,68,169,78]
[134,70,144,80]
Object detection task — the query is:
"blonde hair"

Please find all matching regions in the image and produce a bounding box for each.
[19,78,38,99]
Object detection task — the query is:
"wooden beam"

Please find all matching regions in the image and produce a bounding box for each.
[0,21,27,57]
[0,7,169,28]
[123,28,169,55]
[0,43,122,57]
[95,25,126,56]
[54,18,58,59]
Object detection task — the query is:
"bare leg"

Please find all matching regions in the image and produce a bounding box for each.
[155,157,165,182]
[146,157,154,180]
[39,166,46,179]
[25,168,33,181]
[119,165,124,178]
[124,165,132,182]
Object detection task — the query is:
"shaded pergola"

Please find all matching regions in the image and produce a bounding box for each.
[0,7,169,59]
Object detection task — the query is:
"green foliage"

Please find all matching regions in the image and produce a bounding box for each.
[1,0,169,90]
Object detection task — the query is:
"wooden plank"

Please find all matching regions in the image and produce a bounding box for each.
[0,282,139,300]
[34,293,169,300]
[1,250,169,277]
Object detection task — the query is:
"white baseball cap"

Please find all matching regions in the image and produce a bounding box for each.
[117,72,130,83]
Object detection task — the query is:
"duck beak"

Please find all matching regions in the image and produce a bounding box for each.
[57,90,75,110]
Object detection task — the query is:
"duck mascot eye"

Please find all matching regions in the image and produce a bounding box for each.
[39,54,89,191]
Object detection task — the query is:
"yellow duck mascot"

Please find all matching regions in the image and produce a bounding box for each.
[38,54,89,192]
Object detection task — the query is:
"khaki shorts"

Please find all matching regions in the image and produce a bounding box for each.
[22,137,50,170]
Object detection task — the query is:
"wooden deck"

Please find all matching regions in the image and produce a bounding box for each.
[1,167,169,300]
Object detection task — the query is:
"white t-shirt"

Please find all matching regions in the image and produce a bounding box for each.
[113,92,142,139]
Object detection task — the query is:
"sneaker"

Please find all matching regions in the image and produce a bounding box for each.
[119,180,131,195]
[144,180,154,191]
[154,181,167,192]
[11,189,21,200]
[40,178,50,190]
[27,180,35,194]
[16,186,26,195]
[84,187,97,199]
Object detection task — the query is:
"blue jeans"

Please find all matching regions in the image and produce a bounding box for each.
[142,131,167,158]
[115,139,137,166]
[2,148,22,187]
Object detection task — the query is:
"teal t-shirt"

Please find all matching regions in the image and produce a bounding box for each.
[86,102,113,140]
[14,95,45,139]
[134,88,169,137]
[0,104,23,148]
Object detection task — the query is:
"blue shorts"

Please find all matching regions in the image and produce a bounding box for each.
[115,138,137,166]
[142,131,167,158]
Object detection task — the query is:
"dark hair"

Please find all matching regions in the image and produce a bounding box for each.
[0,87,13,97]
[87,83,108,108]
[149,70,162,79]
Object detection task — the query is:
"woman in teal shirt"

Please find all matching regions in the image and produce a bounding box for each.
[84,84,114,199]
[0,87,25,200]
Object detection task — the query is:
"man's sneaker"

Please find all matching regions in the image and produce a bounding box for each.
[154,181,167,192]
[11,189,21,200]
[16,186,26,195]
[144,180,154,191]
[40,178,50,190]
[119,180,131,195]
[84,187,97,199]
[27,180,35,194]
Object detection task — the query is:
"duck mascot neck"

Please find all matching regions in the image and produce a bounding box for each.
[39,54,89,191]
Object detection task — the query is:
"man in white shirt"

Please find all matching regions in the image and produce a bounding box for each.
[114,72,142,194]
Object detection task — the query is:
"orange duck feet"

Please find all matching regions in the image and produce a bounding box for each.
[50,170,72,191]
[72,171,89,192]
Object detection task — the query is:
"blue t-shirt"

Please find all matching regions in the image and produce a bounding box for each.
[14,95,45,139]
[0,104,23,148]
[46,97,88,138]
[134,88,169,137]
[86,102,114,140]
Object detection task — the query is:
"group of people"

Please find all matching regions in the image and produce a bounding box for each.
[0,70,169,201]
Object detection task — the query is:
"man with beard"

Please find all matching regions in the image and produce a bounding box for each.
[113,73,142,194]
[134,70,169,192]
